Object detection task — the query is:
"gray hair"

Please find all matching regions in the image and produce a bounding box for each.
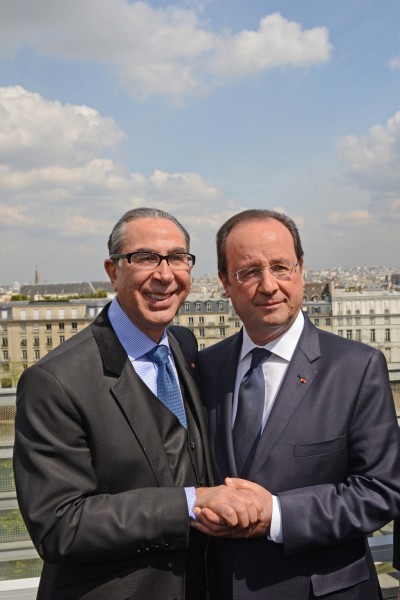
[108,207,190,256]
[217,209,304,276]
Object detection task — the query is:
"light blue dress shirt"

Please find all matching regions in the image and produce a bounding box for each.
[108,298,196,518]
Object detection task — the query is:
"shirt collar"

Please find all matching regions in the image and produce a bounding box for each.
[108,297,169,359]
[241,310,304,362]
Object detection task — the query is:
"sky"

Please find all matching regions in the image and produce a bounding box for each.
[0,0,399,284]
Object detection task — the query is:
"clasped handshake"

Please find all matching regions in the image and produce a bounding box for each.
[192,478,272,538]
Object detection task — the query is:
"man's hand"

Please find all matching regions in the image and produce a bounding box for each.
[192,478,273,538]
[195,482,260,528]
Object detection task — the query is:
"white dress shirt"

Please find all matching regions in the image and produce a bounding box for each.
[235,310,305,542]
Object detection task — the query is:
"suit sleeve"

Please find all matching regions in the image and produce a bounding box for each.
[13,365,190,564]
[279,349,400,555]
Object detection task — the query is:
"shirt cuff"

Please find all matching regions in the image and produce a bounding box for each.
[185,486,197,520]
[268,495,283,543]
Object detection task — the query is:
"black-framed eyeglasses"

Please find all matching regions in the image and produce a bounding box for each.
[110,251,195,270]
[229,260,299,284]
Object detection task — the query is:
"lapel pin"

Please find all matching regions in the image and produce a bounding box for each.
[298,376,307,384]
[190,362,196,369]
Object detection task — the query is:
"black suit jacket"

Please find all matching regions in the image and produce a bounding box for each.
[199,316,400,599]
[14,305,212,600]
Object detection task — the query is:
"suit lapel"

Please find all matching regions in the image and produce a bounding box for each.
[168,330,214,484]
[214,333,243,479]
[91,305,176,487]
[248,316,320,479]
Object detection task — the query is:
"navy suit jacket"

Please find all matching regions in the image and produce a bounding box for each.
[199,315,400,599]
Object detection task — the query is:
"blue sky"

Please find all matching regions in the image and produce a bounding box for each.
[0,0,399,284]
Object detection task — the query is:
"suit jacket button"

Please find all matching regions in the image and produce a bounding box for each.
[190,442,195,450]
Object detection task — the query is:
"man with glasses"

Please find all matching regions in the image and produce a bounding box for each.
[194,209,400,599]
[14,207,259,600]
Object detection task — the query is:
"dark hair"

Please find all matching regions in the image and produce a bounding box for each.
[217,209,304,275]
[108,207,190,256]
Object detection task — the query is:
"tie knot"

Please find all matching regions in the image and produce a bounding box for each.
[146,344,169,366]
[250,348,271,370]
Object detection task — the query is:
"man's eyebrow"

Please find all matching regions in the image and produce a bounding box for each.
[129,247,188,253]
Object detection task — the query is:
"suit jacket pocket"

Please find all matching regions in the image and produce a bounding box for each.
[294,435,346,457]
[311,556,369,597]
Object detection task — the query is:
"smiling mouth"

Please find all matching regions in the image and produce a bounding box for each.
[146,292,174,301]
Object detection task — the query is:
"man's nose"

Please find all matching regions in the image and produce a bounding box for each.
[257,267,279,293]
[152,258,174,281]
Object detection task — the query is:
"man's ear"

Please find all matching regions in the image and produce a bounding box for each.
[104,259,118,292]
[219,271,230,298]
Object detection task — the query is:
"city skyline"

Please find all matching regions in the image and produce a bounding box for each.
[0,1,399,283]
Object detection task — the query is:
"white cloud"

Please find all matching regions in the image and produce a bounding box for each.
[0,2,332,100]
[328,210,374,226]
[0,86,125,169]
[0,85,240,279]
[387,56,400,71]
[334,109,400,233]
[336,110,400,191]
[211,12,331,80]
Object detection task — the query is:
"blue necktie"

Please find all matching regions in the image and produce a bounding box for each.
[233,348,271,476]
[146,345,187,429]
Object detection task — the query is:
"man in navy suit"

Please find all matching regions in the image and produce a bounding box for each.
[194,209,400,599]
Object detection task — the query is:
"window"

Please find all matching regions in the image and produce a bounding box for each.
[338,330,343,337]
[207,303,212,312]
[46,309,52,319]
[219,328,226,336]
[1,338,7,347]
[72,322,78,331]
[0,324,7,333]
[20,323,26,333]
[2,351,8,360]
[32,323,39,333]
[33,309,39,320]
[311,307,320,314]
[72,308,78,318]
[21,338,27,347]
[346,318,352,326]
[22,363,28,370]
[46,337,52,347]
[34,350,40,360]
[59,336,65,344]
[46,324,52,331]
[198,328,205,337]
[33,337,40,347]
[199,344,206,350]
[199,316,204,324]
[314,319,320,326]
[20,310,26,321]
[188,317,194,324]
[184,303,190,312]
[2,363,9,372]
[1,310,8,319]
[59,309,65,319]
[370,329,376,342]
[21,350,27,360]
[219,316,225,323]
[356,330,361,342]
[219,302,224,311]
[59,323,65,331]
[235,321,241,328]
[385,329,391,342]
[346,330,352,340]
[196,303,201,312]
[325,318,331,326]
[337,318,343,326]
